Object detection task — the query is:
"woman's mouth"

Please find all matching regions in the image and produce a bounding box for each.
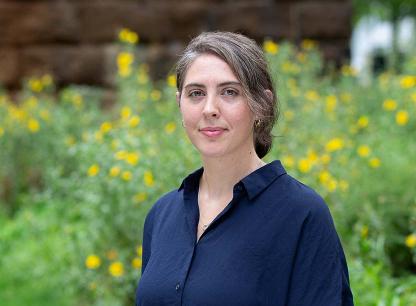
[199,127,227,138]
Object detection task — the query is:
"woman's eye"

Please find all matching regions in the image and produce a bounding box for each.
[223,89,238,96]
[189,90,204,97]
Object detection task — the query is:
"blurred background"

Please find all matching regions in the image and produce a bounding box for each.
[0,0,415,305]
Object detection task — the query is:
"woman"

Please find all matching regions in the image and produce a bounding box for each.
[135,31,354,306]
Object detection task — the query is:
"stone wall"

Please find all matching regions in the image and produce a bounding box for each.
[0,0,352,90]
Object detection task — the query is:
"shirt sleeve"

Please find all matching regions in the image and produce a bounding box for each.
[141,205,156,275]
[286,199,354,306]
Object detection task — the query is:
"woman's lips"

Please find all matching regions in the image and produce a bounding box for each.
[200,129,226,137]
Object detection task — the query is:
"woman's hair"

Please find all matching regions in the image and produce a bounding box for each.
[175,31,278,158]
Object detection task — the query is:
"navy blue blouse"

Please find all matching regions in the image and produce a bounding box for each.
[135,160,354,305]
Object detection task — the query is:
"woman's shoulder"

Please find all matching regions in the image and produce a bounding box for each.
[146,188,178,213]
[273,171,332,220]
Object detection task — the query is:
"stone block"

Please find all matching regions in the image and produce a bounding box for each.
[0,1,80,45]
[20,45,106,85]
[77,2,171,43]
[292,1,352,39]
[213,2,293,40]
[0,47,19,86]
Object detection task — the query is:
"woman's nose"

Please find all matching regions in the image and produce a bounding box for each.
[202,95,219,118]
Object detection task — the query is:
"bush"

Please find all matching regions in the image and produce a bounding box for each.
[0,30,415,305]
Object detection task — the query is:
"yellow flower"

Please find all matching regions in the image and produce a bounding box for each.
[137,245,143,257]
[27,118,40,133]
[126,152,140,165]
[85,254,101,269]
[118,28,139,44]
[150,90,162,101]
[301,39,317,50]
[263,39,279,55]
[325,95,337,113]
[325,138,344,152]
[65,136,76,147]
[341,65,357,77]
[120,106,132,120]
[396,110,409,126]
[307,149,319,164]
[28,78,43,92]
[133,192,147,203]
[106,249,118,260]
[357,116,369,128]
[132,257,142,269]
[117,52,134,77]
[121,171,132,181]
[164,122,176,134]
[109,261,124,277]
[305,90,319,102]
[325,179,338,192]
[144,170,155,187]
[405,234,416,248]
[361,226,369,238]
[400,75,416,89]
[117,52,134,66]
[100,121,112,134]
[167,74,176,88]
[115,150,128,160]
[357,145,371,157]
[318,171,331,184]
[282,155,295,168]
[88,164,100,177]
[129,115,141,128]
[109,166,121,177]
[298,158,312,173]
[383,99,397,111]
[369,157,381,168]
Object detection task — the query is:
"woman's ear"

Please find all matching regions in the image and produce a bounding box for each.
[176,91,181,108]
[265,89,273,101]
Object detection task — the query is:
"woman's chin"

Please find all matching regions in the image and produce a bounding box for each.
[197,147,229,159]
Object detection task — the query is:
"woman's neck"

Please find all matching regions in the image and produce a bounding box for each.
[199,149,266,201]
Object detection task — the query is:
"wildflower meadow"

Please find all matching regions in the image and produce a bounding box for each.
[0,29,415,305]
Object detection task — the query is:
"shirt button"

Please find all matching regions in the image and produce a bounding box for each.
[175,283,180,291]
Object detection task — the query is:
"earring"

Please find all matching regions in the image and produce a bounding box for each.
[254,119,261,128]
[181,119,186,128]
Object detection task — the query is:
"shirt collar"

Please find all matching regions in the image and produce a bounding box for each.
[178,160,287,201]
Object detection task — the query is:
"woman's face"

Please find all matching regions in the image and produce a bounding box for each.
[177,53,256,159]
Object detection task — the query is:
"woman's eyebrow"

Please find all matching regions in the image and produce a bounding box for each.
[218,81,242,87]
[183,81,242,90]
[183,83,205,90]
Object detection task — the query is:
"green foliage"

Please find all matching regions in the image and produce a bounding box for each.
[353,0,416,23]
[0,35,416,305]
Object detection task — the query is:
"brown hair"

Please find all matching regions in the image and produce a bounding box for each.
[175,31,278,158]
